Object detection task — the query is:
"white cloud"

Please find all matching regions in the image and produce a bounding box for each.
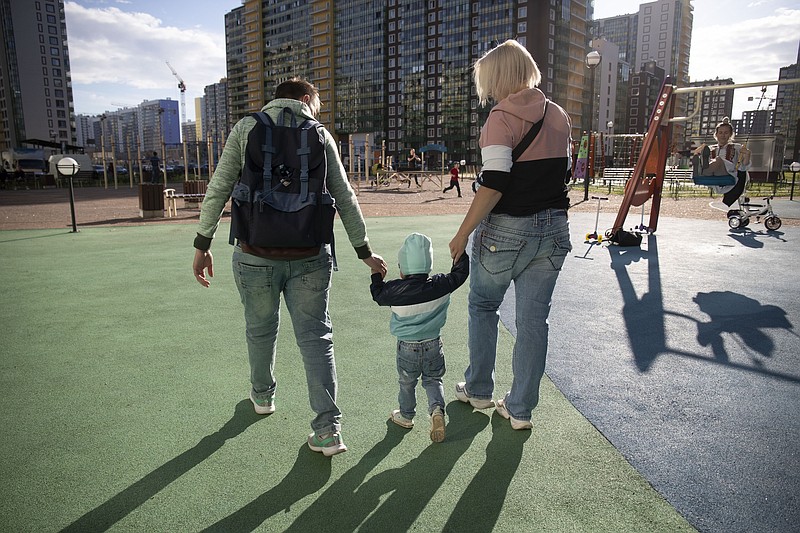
[689,8,799,83]
[689,8,799,116]
[65,2,227,117]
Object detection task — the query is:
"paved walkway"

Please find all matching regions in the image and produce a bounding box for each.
[500,212,800,532]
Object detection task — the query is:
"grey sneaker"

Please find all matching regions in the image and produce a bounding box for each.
[430,406,445,443]
[307,432,347,456]
[701,145,711,171]
[250,390,275,415]
[390,409,414,428]
[495,399,532,430]
[455,382,494,409]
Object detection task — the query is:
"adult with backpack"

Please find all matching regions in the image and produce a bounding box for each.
[192,78,387,457]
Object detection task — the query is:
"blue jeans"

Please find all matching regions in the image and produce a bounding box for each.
[396,338,446,419]
[465,209,571,421]
[232,245,341,435]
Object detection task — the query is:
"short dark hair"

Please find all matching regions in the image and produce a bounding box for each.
[274,78,321,116]
[275,78,318,100]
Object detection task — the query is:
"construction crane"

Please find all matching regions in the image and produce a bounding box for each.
[165,60,187,126]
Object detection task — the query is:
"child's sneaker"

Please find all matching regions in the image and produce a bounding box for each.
[430,406,445,443]
[307,432,347,456]
[390,409,414,428]
[495,399,533,430]
[250,390,275,415]
[455,382,494,409]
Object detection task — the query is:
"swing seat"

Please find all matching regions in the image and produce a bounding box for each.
[692,175,736,187]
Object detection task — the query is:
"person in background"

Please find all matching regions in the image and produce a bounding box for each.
[149,152,161,184]
[448,39,572,430]
[442,161,462,197]
[692,117,751,178]
[407,148,421,187]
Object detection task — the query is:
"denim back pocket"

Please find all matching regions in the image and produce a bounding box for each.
[301,254,333,291]
[234,262,273,291]
[477,230,524,275]
[547,231,572,271]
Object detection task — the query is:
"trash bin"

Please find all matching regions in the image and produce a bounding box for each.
[139,182,164,218]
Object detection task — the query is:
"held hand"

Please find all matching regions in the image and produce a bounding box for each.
[193,248,214,287]
[740,147,751,165]
[363,254,387,278]
[449,234,468,263]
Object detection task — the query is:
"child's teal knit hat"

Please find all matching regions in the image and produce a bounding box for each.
[398,232,433,275]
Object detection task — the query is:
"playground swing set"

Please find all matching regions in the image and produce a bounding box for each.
[598,76,799,244]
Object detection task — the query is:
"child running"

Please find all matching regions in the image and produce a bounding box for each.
[370,233,469,442]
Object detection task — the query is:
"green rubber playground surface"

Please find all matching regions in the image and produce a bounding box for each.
[0,217,694,532]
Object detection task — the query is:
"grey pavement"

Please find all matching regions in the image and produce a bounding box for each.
[499,209,800,533]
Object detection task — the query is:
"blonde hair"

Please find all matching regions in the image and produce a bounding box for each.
[473,39,541,106]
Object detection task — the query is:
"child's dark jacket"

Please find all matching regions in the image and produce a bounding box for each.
[370,254,469,341]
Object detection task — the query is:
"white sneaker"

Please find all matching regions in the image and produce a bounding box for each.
[495,399,532,430]
[250,390,275,415]
[390,409,414,428]
[307,432,347,456]
[430,406,445,443]
[455,382,494,409]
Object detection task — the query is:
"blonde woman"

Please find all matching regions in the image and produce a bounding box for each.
[449,39,573,430]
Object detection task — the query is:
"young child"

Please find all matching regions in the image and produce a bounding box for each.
[370,233,469,442]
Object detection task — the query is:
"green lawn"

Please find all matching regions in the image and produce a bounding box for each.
[0,217,695,532]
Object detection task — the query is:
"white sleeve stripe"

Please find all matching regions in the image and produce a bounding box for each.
[391,294,450,317]
[481,145,513,173]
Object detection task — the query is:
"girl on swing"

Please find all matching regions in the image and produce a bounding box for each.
[692,117,751,179]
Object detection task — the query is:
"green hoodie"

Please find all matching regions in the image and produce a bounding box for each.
[194,98,372,259]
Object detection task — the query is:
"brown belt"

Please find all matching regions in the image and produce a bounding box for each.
[240,243,321,260]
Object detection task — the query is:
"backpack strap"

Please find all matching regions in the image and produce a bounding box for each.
[253,112,276,199]
[512,100,549,162]
[297,122,311,202]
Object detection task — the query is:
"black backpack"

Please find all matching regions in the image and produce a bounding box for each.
[229,108,335,248]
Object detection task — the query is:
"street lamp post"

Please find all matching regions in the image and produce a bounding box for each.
[584,50,601,200]
[57,157,80,233]
[100,114,108,189]
[790,161,800,200]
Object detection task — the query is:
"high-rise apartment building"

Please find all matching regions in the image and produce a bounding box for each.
[591,12,637,65]
[775,46,799,162]
[194,96,205,143]
[627,61,666,134]
[592,0,693,147]
[0,0,76,150]
[739,109,776,136]
[139,99,180,154]
[224,1,591,166]
[203,80,229,157]
[683,78,734,147]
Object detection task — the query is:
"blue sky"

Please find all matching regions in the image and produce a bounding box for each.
[65,0,800,121]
